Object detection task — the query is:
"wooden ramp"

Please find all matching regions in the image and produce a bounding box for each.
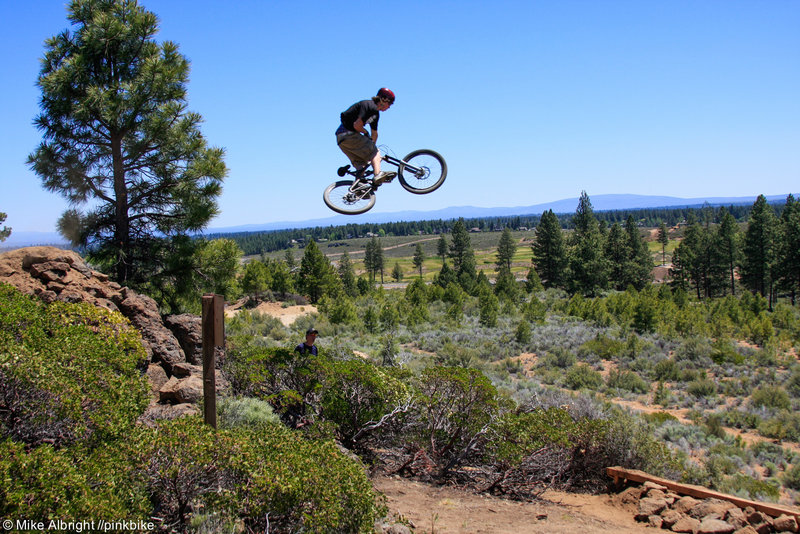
[607,466,800,520]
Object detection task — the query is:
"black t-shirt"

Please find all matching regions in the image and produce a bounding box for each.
[295,343,318,356]
[340,99,380,133]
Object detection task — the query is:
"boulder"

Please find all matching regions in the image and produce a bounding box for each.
[725,508,748,530]
[164,313,203,364]
[661,510,684,529]
[673,496,702,515]
[691,499,737,520]
[698,518,735,534]
[774,514,799,533]
[671,516,701,533]
[636,497,668,520]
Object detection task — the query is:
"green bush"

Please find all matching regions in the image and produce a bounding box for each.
[606,369,649,394]
[782,463,800,491]
[687,378,717,398]
[565,363,603,391]
[217,396,281,429]
[0,284,149,446]
[0,439,151,522]
[751,385,792,411]
[717,473,780,501]
[317,358,409,448]
[138,417,382,533]
[578,334,625,360]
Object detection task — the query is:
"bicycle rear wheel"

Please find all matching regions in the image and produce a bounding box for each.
[323,180,376,215]
[398,149,447,194]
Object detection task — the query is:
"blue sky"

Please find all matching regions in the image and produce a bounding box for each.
[2,0,798,233]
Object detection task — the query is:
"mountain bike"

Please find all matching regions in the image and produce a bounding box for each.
[323,148,447,215]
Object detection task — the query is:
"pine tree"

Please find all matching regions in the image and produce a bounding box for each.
[449,218,477,286]
[657,222,669,266]
[391,262,403,282]
[568,192,608,296]
[605,223,629,290]
[28,0,226,291]
[624,215,653,290]
[716,207,740,296]
[777,194,800,304]
[495,227,517,272]
[437,233,448,265]
[297,239,338,303]
[531,209,567,289]
[0,212,10,242]
[337,251,357,297]
[412,243,426,278]
[740,195,778,306]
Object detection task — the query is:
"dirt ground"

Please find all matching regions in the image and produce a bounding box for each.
[224,299,317,326]
[373,475,650,534]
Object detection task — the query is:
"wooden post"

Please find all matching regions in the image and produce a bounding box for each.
[201,293,224,429]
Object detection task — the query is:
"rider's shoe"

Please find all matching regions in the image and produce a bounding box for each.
[373,171,396,186]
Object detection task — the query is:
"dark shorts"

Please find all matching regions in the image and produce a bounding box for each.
[336,131,378,168]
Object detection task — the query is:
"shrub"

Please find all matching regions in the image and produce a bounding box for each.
[606,369,649,394]
[0,284,149,446]
[317,358,410,448]
[782,463,800,491]
[409,367,502,476]
[687,378,717,398]
[139,417,382,533]
[578,334,625,360]
[0,439,150,521]
[751,385,792,411]
[565,363,603,391]
[217,396,281,429]
[717,473,780,501]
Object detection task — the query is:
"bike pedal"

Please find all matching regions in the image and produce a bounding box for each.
[337,165,350,177]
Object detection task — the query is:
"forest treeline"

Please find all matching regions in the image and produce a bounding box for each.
[208,198,781,256]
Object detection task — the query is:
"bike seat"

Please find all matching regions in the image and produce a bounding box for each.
[337,165,350,177]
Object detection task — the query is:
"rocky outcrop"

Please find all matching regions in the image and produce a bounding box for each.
[617,479,799,534]
[0,246,226,421]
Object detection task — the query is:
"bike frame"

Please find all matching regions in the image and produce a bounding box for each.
[345,154,425,180]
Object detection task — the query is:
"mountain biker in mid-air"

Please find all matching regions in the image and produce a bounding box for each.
[335,88,396,186]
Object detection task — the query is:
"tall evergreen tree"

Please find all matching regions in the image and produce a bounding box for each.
[605,222,629,290]
[337,250,357,297]
[716,207,740,296]
[657,222,669,265]
[740,195,778,306]
[437,233,448,265]
[27,0,226,291]
[449,218,477,285]
[297,239,337,303]
[531,209,567,289]
[364,237,385,284]
[495,227,517,272]
[412,243,425,278]
[777,194,800,304]
[624,215,653,290]
[568,192,608,296]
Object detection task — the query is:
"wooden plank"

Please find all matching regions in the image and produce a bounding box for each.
[201,293,224,429]
[607,466,800,520]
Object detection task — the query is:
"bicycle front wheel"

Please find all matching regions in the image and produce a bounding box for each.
[323,180,376,215]
[398,149,447,194]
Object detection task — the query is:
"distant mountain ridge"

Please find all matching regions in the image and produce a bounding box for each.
[205,193,790,235]
[4,193,791,247]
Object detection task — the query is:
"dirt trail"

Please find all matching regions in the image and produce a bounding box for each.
[374,475,650,534]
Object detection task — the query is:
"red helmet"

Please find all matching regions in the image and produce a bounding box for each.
[377,87,395,103]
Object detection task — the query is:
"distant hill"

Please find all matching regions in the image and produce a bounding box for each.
[4,193,790,247]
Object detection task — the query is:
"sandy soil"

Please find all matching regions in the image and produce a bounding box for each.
[373,475,650,534]
[224,299,317,326]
